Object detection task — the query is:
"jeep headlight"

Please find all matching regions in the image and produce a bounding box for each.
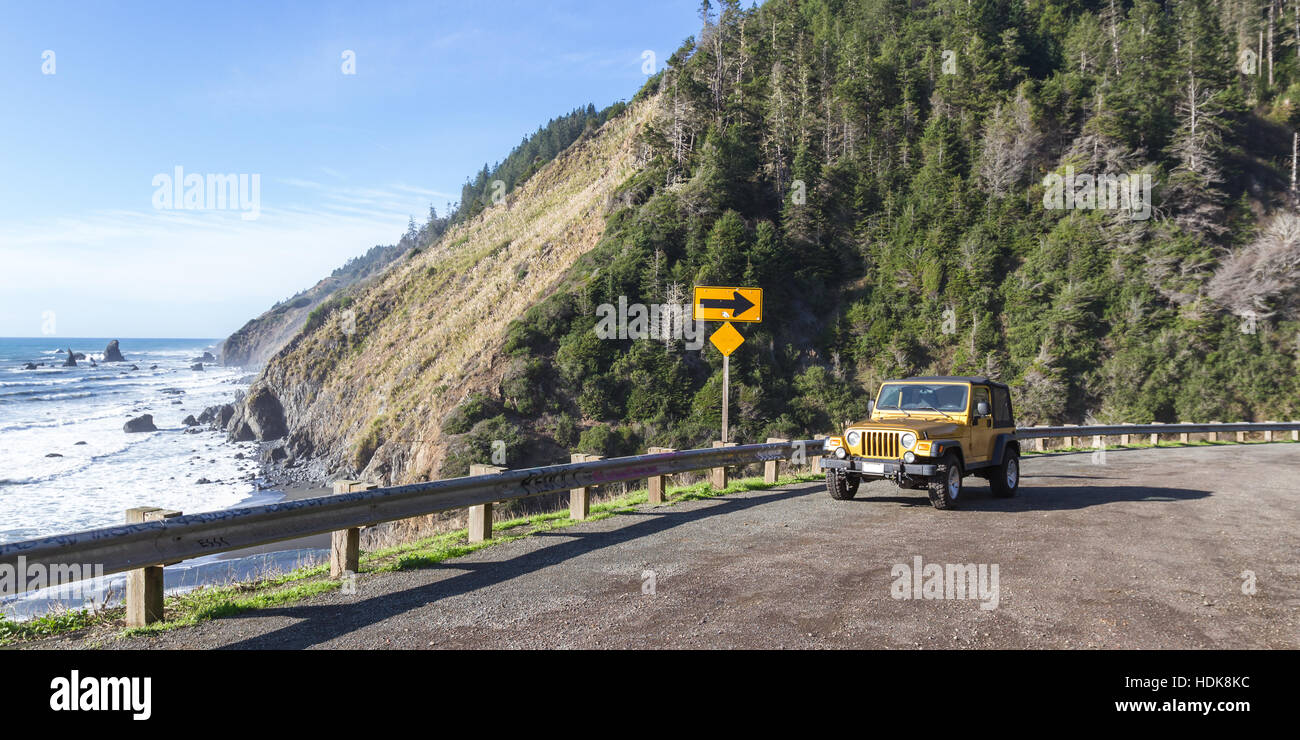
[846,431,861,447]
[834,446,848,459]
[900,432,917,449]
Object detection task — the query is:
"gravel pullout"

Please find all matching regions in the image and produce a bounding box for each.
[31,444,1300,649]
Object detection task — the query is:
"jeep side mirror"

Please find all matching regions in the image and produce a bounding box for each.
[976,401,990,416]
[868,400,875,414]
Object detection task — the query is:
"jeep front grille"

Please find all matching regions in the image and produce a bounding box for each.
[858,431,900,459]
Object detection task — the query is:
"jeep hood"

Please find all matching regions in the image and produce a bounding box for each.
[850,419,963,438]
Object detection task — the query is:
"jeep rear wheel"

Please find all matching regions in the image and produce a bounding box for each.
[826,470,860,500]
[927,453,962,510]
[991,448,1020,498]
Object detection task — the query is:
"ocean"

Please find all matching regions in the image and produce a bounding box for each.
[0,338,322,618]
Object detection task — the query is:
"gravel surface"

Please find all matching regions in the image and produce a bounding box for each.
[33,443,1300,649]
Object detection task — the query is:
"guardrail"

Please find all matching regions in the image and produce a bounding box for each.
[0,438,824,623]
[3,420,1296,625]
[1016,421,1300,450]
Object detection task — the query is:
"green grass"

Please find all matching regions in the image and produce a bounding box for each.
[0,470,822,645]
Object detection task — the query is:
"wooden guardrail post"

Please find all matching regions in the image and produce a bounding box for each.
[1061,424,1077,449]
[125,506,181,627]
[1293,422,1299,442]
[1263,423,1275,443]
[646,447,676,504]
[1119,429,1131,446]
[808,434,827,472]
[1207,422,1220,442]
[764,438,789,484]
[1149,423,1160,446]
[467,464,506,542]
[569,453,601,520]
[710,441,736,489]
[1236,430,1247,443]
[330,479,374,578]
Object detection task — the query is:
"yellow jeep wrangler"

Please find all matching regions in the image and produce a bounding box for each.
[820,376,1021,509]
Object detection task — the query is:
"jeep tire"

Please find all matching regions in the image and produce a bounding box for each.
[827,470,860,500]
[991,448,1020,498]
[927,453,962,510]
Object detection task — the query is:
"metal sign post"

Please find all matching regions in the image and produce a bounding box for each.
[695,287,755,445]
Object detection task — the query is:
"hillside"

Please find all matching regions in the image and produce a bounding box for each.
[238,0,1300,486]
[220,244,406,369]
[220,105,624,371]
[247,96,657,482]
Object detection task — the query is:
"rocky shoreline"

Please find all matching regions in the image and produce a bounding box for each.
[189,387,331,492]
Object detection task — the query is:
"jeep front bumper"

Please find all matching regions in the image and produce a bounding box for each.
[820,458,938,477]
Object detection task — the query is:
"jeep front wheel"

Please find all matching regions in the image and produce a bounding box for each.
[826,470,860,500]
[991,448,1019,498]
[927,453,962,510]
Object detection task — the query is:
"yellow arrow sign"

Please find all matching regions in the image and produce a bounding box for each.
[693,285,762,322]
[709,321,745,356]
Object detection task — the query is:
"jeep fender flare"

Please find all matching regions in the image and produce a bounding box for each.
[929,441,964,471]
[992,434,1020,465]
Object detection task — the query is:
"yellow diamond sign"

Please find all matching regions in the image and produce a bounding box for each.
[709,321,744,356]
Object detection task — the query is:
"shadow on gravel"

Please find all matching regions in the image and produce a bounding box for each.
[849,483,1211,512]
[216,486,810,649]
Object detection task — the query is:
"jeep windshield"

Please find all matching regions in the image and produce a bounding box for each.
[876,383,968,413]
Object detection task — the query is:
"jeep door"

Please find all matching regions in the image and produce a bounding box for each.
[969,385,996,463]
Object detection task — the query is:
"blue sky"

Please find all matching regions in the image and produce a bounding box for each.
[0,0,703,337]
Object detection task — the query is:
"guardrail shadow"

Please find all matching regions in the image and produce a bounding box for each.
[216,486,815,650]
[855,480,1211,512]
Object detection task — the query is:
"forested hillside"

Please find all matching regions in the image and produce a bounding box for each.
[247,0,1300,484]
[499,0,1300,457]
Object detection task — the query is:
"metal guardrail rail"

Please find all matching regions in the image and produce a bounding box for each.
[0,439,822,597]
[2,421,1296,604]
[1017,421,1300,439]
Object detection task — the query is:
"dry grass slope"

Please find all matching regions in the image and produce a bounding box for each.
[258,97,657,484]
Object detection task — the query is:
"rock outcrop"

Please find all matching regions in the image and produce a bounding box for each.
[102,340,126,362]
[244,387,288,440]
[62,348,76,367]
[124,414,157,433]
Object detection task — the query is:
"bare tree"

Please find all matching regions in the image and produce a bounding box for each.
[1208,210,1300,319]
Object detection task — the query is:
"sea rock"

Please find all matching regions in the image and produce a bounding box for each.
[22,362,37,370]
[244,387,288,441]
[73,352,85,360]
[124,414,157,433]
[102,340,126,362]
[45,453,63,458]
[183,415,199,426]
[191,363,204,371]
[261,445,288,464]
[62,348,76,367]
[130,364,139,371]
[196,477,212,485]
[191,352,217,363]
[74,441,86,445]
